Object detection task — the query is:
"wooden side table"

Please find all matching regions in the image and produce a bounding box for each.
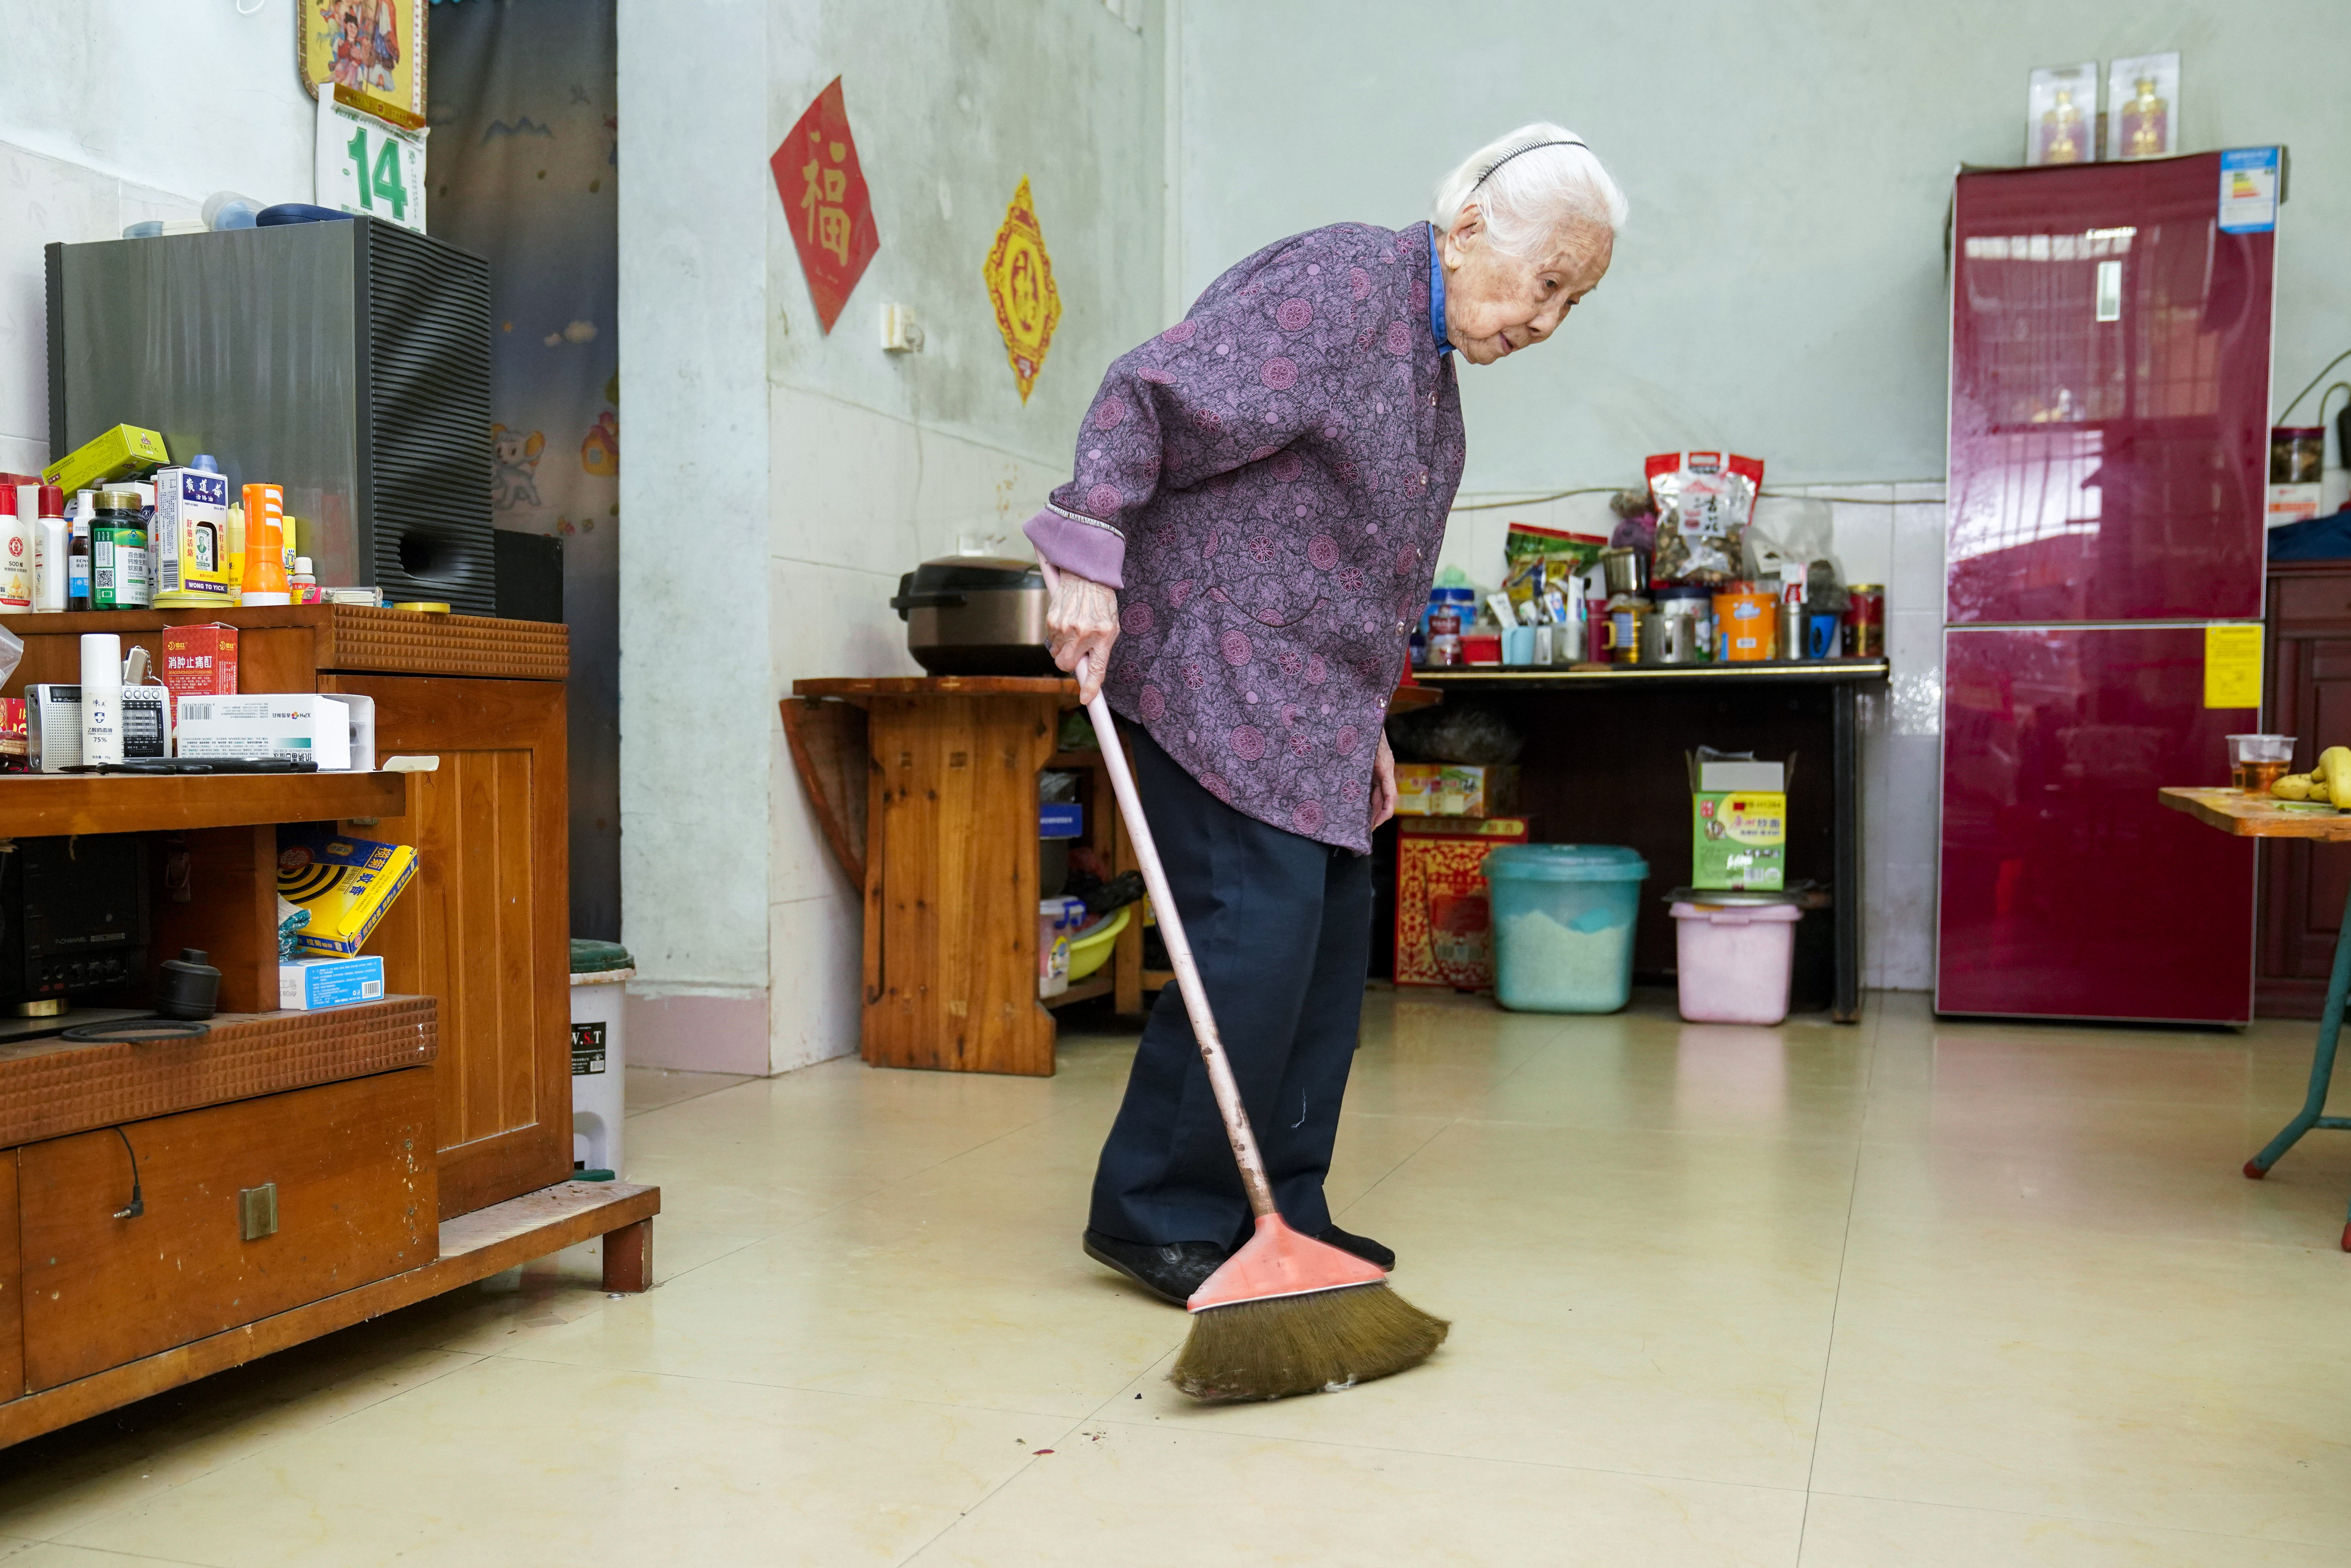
[793,677,1073,1076]
[2161,786,2351,1247]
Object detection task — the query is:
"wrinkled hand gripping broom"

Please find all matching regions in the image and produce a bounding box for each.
[1053,590,1448,1402]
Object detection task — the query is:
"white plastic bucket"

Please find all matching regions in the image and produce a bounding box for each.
[1670,900,1801,1025]
[571,965,634,1176]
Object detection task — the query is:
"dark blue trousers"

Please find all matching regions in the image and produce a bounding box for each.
[1089,727,1374,1249]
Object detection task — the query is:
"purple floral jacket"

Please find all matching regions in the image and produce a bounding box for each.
[1024,221,1466,853]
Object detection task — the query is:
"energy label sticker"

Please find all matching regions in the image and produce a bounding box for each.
[2219,147,2280,235]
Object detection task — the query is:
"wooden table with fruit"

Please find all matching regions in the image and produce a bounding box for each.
[2162,752,2351,1246]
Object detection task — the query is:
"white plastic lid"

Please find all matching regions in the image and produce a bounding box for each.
[293,557,314,574]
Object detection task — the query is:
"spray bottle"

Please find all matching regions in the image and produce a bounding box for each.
[238,484,289,605]
[81,632,122,766]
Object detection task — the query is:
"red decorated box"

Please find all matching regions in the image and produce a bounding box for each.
[1394,816,1531,989]
[160,623,238,725]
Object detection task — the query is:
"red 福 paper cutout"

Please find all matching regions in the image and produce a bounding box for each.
[772,77,878,334]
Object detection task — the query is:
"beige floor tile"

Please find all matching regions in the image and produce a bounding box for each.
[15,987,2351,1566]
[623,1065,758,1116]
[1813,1220,2351,1543]
[1799,1493,2351,1567]
[909,1418,1807,1568]
[64,1356,1049,1568]
[1468,1018,1871,1140]
[0,1547,212,1568]
[0,1348,481,1542]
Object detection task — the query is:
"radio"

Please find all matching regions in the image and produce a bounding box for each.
[0,836,151,1013]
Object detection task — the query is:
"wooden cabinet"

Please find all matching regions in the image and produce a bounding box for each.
[2260,564,2351,1016]
[2,607,570,1217]
[16,1069,435,1391]
[0,1153,18,1401]
[324,676,570,1216]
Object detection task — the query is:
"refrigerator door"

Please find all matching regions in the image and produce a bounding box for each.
[1936,624,2256,1023]
[1947,156,2274,626]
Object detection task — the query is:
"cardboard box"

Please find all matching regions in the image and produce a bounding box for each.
[2269,482,2325,529]
[1394,816,1530,988]
[150,467,234,608]
[280,955,386,1010]
[160,624,239,725]
[174,692,375,770]
[276,828,417,956]
[1691,754,1789,890]
[1395,763,1520,817]
[40,424,168,495]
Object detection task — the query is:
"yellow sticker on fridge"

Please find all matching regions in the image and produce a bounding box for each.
[2203,623,2261,709]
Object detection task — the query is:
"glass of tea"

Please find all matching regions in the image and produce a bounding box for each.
[2226,734,2297,795]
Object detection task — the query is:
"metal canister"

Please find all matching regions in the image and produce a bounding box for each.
[1599,547,1646,597]
[1845,583,1885,658]
[1654,586,1713,663]
[1778,602,1807,661]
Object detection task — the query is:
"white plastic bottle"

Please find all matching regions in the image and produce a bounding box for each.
[81,632,123,766]
[0,486,27,612]
[33,485,66,612]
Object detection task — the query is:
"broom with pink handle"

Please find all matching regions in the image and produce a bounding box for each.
[1040,558,1447,1401]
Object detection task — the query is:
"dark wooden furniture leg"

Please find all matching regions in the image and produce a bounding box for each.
[601,1217,653,1293]
[1833,682,1862,1024]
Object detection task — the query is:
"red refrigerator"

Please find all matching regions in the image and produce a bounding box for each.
[1936,153,2276,1023]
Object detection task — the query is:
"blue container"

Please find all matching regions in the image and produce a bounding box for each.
[1483,845,1649,1013]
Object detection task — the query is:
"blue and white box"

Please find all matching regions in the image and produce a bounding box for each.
[279,954,386,1010]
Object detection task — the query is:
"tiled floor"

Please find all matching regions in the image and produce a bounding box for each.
[7,990,2351,1566]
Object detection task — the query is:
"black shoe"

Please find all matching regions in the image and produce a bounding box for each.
[1082,1229,1229,1306]
[1317,1225,1395,1271]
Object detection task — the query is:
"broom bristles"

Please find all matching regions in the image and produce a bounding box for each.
[1170,1281,1449,1403]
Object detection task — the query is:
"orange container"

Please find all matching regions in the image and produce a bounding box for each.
[239,484,289,605]
[1712,586,1776,661]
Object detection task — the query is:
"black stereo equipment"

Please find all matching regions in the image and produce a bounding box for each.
[0,837,151,1009]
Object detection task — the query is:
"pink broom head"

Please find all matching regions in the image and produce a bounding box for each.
[1187,1213,1388,1312]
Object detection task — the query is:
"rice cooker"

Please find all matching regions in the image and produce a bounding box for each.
[890,557,1057,677]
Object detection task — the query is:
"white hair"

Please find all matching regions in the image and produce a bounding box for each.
[1429,123,1627,255]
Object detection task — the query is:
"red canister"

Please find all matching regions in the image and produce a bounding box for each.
[1844,584,1884,658]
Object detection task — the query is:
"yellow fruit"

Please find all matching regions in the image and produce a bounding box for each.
[2273,776,2314,801]
[2319,747,2351,790]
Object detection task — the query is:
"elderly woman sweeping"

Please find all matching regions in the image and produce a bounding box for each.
[1026,125,1627,1306]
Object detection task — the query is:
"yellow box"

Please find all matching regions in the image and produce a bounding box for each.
[1395,763,1519,817]
[41,425,170,495]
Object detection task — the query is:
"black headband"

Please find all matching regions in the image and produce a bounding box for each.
[1474,138,1587,188]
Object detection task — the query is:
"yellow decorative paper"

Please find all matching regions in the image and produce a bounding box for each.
[983,178,1061,404]
[2204,622,2261,709]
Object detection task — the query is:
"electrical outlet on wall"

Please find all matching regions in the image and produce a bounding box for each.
[880,303,924,353]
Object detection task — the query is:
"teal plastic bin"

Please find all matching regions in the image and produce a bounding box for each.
[1483,845,1650,1013]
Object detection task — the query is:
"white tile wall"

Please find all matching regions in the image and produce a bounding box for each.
[0,143,176,466]
[768,891,862,1074]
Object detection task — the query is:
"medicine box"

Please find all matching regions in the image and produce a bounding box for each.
[41,425,168,495]
[174,692,375,770]
[279,955,386,1010]
[1394,816,1530,988]
[1690,754,1790,891]
[150,467,233,608]
[276,827,417,956]
[1395,763,1520,817]
[161,624,239,721]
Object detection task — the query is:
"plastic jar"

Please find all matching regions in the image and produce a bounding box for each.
[1484,844,1649,1013]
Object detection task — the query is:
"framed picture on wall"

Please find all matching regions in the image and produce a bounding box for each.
[299,0,429,120]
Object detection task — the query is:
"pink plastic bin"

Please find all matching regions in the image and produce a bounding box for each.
[1671,899,1802,1024]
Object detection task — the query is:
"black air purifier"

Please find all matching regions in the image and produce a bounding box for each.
[45,217,494,612]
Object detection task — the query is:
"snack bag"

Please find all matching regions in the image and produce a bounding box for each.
[1503,522,1606,617]
[1648,451,1764,586]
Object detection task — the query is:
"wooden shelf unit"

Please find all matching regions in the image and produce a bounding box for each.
[0,608,659,1452]
[4,605,574,1220]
